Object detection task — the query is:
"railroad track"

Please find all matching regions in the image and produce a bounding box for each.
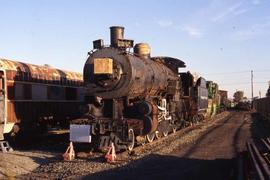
[74,111,230,158]
[246,138,270,179]
[238,112,270,180]
[16,111,232,179]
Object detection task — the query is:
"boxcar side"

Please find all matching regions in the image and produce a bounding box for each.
[254,97,270,122]
[0,59,85,140]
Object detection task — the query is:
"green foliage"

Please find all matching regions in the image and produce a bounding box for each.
[207,81,218,99]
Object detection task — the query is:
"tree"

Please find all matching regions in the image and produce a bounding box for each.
[266,83,270,97]
[233,91,244,102]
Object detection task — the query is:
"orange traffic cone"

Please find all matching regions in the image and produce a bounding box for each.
[105,142,116,163]
[63,142,75,161]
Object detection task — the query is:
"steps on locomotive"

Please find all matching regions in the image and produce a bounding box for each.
[0,141,13,153]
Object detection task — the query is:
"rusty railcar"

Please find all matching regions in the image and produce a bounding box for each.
[0,59,85,141]
[254,97,270,122]
[179,72,208,121]
[218,90,228,111]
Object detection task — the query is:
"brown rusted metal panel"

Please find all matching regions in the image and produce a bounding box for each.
[7,102,17,123]
[0,59,83,83]
[0,58,85,126]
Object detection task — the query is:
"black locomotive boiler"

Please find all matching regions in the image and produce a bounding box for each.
[70,26,208,151]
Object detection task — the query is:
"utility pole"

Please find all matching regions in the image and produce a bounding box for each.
[251,70,254,108]
[251,70,254,100]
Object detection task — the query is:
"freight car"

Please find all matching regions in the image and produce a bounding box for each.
[179,72,208,123]
[254,97,270,121]
[218,90,228,112]
[235,101,251,111]
[70,26,210,151]
[0,59,85,142]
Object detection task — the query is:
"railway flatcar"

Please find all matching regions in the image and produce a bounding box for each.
[0,59,85,141]
[70,26,211,151]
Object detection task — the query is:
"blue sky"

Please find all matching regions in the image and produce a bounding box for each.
[0,0,270,98]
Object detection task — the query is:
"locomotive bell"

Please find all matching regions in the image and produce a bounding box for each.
[134,43,151,59]
[110,26,124,47]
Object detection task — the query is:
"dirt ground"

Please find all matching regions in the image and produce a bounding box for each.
[82,111,253,180]
[1,111,270,180]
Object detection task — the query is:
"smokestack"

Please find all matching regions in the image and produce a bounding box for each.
[110,26,124,47]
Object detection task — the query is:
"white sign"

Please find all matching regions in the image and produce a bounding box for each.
[70,124,91,143]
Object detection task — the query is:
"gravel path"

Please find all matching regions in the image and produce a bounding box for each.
[78,111,263,180]
[0,150,56,179]
[2,111,268,180]
[19,111,230,179]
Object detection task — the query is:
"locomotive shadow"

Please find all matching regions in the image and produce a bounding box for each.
[81,153,237,180]
[10,132,70,152]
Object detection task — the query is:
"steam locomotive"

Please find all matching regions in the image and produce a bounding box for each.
[70,26,210,151]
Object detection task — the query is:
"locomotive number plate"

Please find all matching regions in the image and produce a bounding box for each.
[94,58,113,74]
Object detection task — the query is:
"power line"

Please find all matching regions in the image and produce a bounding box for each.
[251,70,254,101]
[254,77,270,79]
[203,70,250,75]
[254,70,270,73]
[202,69,270,76]
[218,82,267,86]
